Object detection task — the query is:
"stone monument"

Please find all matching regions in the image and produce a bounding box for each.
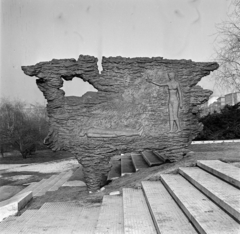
[22,55,218,191]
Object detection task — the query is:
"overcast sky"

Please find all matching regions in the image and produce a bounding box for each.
[0,0,231,104]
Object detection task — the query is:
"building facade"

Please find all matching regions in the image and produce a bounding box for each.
[200,91,240,117]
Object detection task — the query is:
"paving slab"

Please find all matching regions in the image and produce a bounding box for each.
[62,180,86,187]
[39,201,82,212]
[33,175,61,196]
[161,174,240,234]
[0,216,17,232]
[121,155,135,176]
[18,202,84,234]
[131,153,149,171]
[48,170,73,191]
[141,151,164,166]
[0,210,38,233]
[142,181,197,234]
[179,167,240,222]
[18,210,38,220]
[197,160,240,189]
[95,195,124,234]
[18,179,47,195]
[34,173,68,196]
[123,188,157,234]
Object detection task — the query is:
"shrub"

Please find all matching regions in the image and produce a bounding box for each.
[195,103,240,140]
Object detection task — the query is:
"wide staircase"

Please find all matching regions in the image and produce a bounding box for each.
[0,160,239,233]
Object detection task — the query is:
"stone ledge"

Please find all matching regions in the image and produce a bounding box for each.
[0,191,32,222]
[192,139,240,144]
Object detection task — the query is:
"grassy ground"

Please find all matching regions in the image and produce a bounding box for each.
[0,149,76,187]
[1,143,240,214]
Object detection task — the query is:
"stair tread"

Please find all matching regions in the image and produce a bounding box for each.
[141,151,164,166]
[142,181,197,234]
[71,203,100,233]
[107,159,121,180]
[197,160,240,189]
[161,174,240,234]
[153,151,168,162]
[123,188,157,234]
[95,195,124,234]
[131,153,149,171]
[121,155,135,176]
[179,167,240,222]
[16,202,100,233]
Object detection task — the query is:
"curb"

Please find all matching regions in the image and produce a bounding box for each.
[0,191,32,222]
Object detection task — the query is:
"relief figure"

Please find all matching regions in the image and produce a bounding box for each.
[146,72,183,132]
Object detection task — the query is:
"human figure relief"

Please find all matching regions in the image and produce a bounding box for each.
[146,72,183,132]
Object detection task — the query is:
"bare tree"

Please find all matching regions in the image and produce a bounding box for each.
[0,99,48,158]
[214,0,240,92]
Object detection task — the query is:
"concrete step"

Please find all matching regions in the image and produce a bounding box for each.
[141,151,164,167]
[107,159,121,181]
[48,170,73,191]
[122,188,157,234]
[142,181,197,234]
[131,152,149,171]
[121,155,135,176]
[152,151,168,163]
[161,174,240,234]
[95,195,124,234]
[71,203,100,234]
[34,173,67,197]
[197,160,240,189]
[179,167,240,222]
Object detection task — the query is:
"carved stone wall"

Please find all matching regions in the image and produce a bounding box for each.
[22,55,218,191]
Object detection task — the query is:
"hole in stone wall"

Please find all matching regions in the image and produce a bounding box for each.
[62,78,97,97]
[97,56,103,74]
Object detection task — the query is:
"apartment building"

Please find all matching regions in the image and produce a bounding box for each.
[199,91,240,117]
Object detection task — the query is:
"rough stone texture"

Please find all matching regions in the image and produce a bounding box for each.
[22,55,218,191]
